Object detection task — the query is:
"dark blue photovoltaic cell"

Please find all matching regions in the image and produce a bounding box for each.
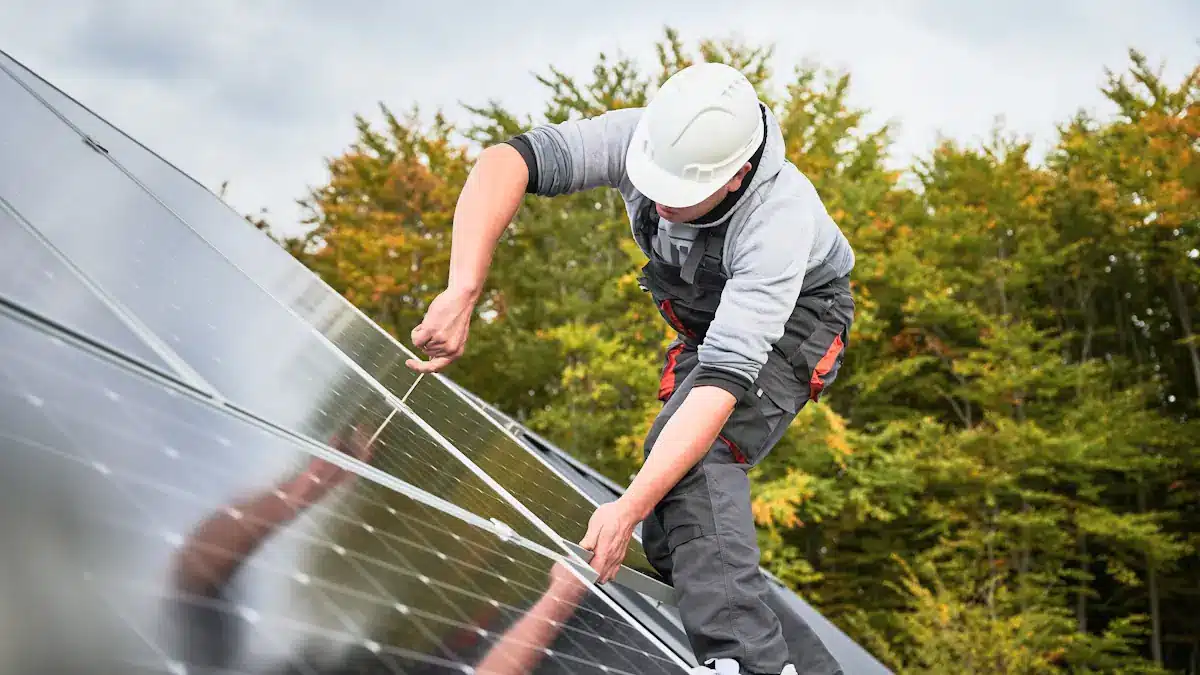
[0,203,173,375]
[0,312,683,675]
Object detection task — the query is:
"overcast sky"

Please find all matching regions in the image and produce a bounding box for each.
[2,1,1197,238]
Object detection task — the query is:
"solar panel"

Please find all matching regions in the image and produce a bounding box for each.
[0,310,685,674]
[0,201,174,376]
[405,379,660,579]
[0,50,689,673]
[0,54,666,586]
[0,49,428,396]
[0,67,575,551]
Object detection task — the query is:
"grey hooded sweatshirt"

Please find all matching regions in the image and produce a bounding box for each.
[506,104,855,400]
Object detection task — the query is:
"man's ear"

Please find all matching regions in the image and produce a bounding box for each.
[726,162,754,192]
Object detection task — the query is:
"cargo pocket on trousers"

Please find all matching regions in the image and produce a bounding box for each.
[793,320,848,403]
[722,356,802,466]
[665,522,706,552]
[658,491,712,554]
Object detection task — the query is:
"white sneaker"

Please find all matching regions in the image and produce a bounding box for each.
[687,658,799,675]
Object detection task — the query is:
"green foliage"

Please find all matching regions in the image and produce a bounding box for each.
[845,558,1172,675]
[282,28,1200,673]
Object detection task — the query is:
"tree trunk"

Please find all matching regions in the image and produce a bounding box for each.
[1076,530,1088,633]
[1149,548,1163,666]
[1170,274,1200,396]
[986,507,998,621]
[1018,501,1031,613]
[1139,485,1163,666]
[1078,281,1095,363]
[1116,288,1129,357]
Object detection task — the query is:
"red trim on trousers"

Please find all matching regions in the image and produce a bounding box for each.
[658,342,686,401]
[659,299,697,339]
[809,334,844,402]
[719,433,748,464]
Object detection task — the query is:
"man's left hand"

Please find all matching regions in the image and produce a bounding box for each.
[578,498,641,584]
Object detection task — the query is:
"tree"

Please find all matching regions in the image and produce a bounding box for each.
[285,31,1199,673]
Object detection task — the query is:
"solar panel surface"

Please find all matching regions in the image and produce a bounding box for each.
[0,66,576,551]
[0,202,175,375]
[404,379,659,579]
[0,310,683,674]
[0,50,689,674]
[0,52,664,583]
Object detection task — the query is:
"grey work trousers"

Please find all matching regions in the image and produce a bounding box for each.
[641,292,852,674]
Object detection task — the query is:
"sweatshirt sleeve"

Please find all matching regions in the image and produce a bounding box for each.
[504,107,643,197]
[693,197,817,399]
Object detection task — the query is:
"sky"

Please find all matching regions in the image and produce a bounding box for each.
[1,0,1197,239]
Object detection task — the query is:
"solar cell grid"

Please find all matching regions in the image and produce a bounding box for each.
[0,51,310,298]
[0,311,684,674]
[0,67,383,419]
[405,380,659,579]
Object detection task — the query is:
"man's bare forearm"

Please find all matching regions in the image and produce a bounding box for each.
[171,487,303,595]
[621,385,738,519]
[447,143,529,299]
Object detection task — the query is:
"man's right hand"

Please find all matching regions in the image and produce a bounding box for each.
[405,284,478,373]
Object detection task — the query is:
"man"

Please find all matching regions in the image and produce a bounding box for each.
[407,62,854,675]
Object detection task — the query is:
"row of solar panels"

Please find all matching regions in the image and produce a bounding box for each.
[0,48,890,674]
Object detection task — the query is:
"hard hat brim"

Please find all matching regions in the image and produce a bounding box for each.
[624,120,760,210]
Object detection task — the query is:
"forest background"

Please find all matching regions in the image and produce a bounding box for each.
[244,28,1200,674]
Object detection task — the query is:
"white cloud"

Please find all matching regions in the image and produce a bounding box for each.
[1,0,1197,238]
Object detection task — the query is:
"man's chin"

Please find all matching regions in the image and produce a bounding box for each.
[656,204,685,222]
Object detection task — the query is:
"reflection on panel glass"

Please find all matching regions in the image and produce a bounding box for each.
[406,378,659,580]
[270,273,423,398]
[0,313,682,675]
[0,44,301,295]
[0,52,422,397]
[0,203,173,374]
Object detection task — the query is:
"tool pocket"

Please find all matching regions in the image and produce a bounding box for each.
[766,285,855,410]
[665,519,706,552]
[717,353,801,466]
[654,476,714,552]
[790,291,854,403]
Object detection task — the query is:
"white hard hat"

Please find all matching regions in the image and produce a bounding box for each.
[625,62,765,208]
